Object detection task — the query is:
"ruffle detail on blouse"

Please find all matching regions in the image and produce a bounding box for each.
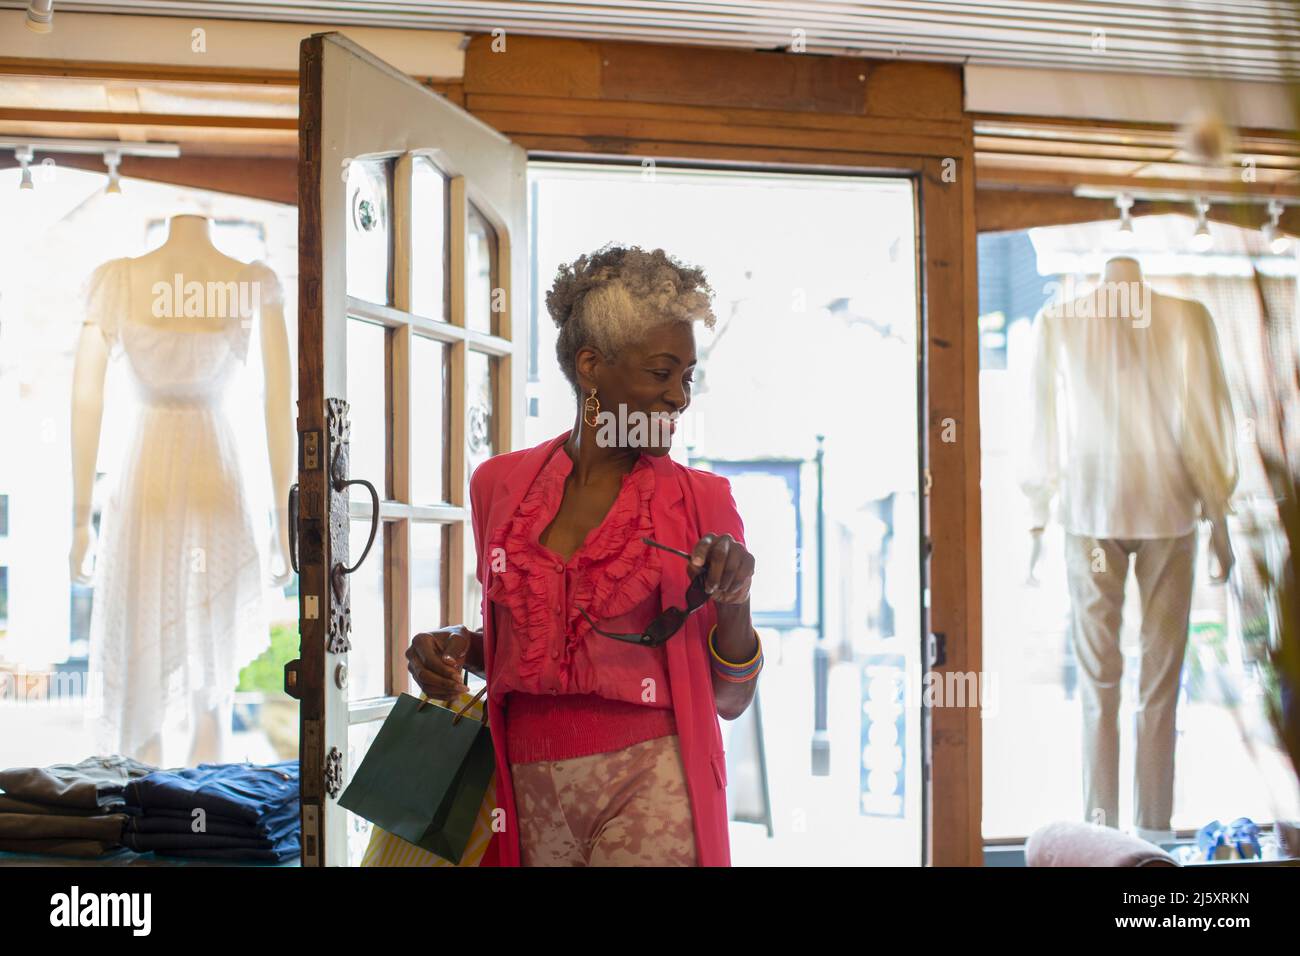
[485,451,662,685]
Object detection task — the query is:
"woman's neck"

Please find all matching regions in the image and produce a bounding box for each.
[565,413,640,485]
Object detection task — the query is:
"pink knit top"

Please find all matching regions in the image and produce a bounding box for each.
[484,446,677,765]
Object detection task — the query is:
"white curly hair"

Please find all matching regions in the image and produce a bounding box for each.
[546,242,717,392]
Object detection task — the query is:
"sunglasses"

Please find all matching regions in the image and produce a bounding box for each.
[578,538,710,647]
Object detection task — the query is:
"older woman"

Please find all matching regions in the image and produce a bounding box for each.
[407,243,760,867]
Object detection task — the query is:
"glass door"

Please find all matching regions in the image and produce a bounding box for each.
[291,32,526,866]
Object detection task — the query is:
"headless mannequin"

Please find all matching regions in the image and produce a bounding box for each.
[1022,254,1238,837]
[70,214,294,585]
[69,214,294,765]
[1027,256,1233,582]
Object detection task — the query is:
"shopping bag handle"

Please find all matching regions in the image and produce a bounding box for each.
[452,685,488,725]
[417,682,488,727]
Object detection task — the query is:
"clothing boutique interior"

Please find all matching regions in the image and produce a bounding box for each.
[0,1,1298,872]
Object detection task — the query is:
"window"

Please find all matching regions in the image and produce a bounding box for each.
[978,218,1300,843]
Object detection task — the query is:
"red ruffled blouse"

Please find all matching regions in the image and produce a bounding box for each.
[485,445,678,765]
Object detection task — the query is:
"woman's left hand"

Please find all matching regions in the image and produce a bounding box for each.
[689,533,755,605]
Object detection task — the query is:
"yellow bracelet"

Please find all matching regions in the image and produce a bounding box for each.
[708,623,762,668]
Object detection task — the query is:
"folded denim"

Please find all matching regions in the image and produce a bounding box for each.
[149,835,300,863]
[126,801,298,842]
[0,756,159,812]
[0,837,128,858]
[122,831,282,852]
[124,761,298,825]
[0,812,127,842]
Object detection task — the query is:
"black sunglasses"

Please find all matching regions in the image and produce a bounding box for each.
[578,538,710,647]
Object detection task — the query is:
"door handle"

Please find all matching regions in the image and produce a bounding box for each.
[333,477,379,575]
[288,483,300,574]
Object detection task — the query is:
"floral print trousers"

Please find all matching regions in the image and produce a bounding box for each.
[509,734,698,866]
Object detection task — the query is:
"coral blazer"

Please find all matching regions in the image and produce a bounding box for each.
[471,429,746,867]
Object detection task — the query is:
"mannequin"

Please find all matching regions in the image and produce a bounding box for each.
[70,213,293,767]
[1022,255,1238,841]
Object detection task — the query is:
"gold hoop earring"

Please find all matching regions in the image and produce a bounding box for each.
[582,386,600,428]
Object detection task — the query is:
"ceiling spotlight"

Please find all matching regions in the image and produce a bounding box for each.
[104,150,123,199]
[15,145,35,192]
[1261,199,1290,255]
[26,0,53,33]
[1191,197,1213,252]
[1114,193,1135,247]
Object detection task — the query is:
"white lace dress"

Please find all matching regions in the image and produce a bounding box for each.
[81,256,279,764]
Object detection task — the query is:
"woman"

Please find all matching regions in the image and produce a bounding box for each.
[406,244,761,867]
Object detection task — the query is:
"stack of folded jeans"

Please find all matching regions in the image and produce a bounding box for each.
[0,755,158,858]
[121,760,300,862]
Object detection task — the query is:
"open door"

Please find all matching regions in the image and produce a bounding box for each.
[288,32,527,866]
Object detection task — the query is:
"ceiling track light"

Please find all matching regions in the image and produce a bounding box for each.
[103,149,123,197]
[26,0,53,34]
[1261,199,1290,255]
[15,145,34,192]
[1114,193,1135,247]
[1192,196,1213,252]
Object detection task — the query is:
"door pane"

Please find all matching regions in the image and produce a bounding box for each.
[466,350,496,502]
[346,517,386,702]
[346,719,383,866]
[346,318,388,502]
[466,202,498,335]
[411,335,450,505]
[345,158,392,305]
[411,157,449,322]
[410,522,447,689]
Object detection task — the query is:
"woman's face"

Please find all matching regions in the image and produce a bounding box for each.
[580,321,697,457]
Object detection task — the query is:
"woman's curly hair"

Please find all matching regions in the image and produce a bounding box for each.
[546,243,716,391]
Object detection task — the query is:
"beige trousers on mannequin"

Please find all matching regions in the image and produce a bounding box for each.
[1064,530,1197,833]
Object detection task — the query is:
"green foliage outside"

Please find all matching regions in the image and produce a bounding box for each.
[238,621,299,695]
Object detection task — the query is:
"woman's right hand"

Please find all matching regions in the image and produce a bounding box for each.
[406,626,476,701]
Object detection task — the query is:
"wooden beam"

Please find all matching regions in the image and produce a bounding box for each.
[976,165,1300,199]
[970,111,1300,146]
[0,56,465,102]
[469,106,963,161]
[465,92,965,140]
[0,107,296,131]
[0,151,295,203]
[0,56,299,86]
[976,187,1300,235]
[464,33,963,122]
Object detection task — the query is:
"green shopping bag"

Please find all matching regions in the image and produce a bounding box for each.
[339,688,495,864]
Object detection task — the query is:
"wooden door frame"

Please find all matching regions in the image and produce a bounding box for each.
[455,34,982,866]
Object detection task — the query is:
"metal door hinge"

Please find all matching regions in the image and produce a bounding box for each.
[324,747,343,799]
